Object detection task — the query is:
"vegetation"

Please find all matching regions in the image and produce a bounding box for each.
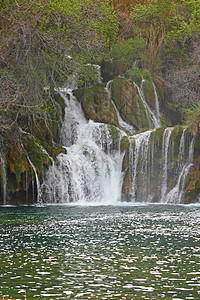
[0,0,199,203]
[0,0,117,140]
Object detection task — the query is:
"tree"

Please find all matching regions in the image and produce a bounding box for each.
[0,0,118,136]
[131,0,200,70]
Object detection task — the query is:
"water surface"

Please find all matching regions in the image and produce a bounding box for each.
[0,204,199,299]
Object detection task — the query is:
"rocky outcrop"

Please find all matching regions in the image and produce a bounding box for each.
[74,84,119,127]
[111,78,152,130]
[0,92,66,205]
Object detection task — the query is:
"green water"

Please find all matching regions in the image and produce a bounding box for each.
[0,204,199,299]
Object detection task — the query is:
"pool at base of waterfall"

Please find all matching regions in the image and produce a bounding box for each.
[0,203,199,299]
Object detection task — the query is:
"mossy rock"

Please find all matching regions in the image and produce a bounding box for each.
[143,80,155,109]
[111,78,152,130]
[122,152,129,171]
[8,147,29,184]
[53,91,65,114]
[24,135,51,178]
[51,146,67,159]
[120,136,129,153]
[74,84,119,127]
[122,170,133,202]
[125,66,151,86]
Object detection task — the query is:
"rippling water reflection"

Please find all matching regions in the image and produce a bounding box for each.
[0,204,200,299]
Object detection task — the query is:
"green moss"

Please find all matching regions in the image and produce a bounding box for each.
[0,163,6,187]
[120,136,129,153]
[107,125,119,140]
[54,92,65,112]
[14,165,22,183]
[125,66,151,86]
[194,137,200,151]
[122,152,129,171]
[143,80,155,109]
[51,146,67,159]
[25,136,51,177]
[73,88,85,101]
[111,78,152,130]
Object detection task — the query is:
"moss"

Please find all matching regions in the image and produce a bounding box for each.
[107,125,119,140]
[8,147,29,185]
[125,66,151,86]
[111,78,152,130]
[54,92,65,112]
[14,165,22,183]
[143,80,155,109]
[74,85,119,127]
[73,88,85,101]
[24,136,51,178]
[122,170,133,200]
[51,146,67,159]
[120,136,129,153]
[194,137,200,151]
[0,162,6,187]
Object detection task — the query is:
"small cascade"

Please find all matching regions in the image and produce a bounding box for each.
[27,156,42,204]
[105,81,135,134]
[160,128,173,202]
[166,138,194,204]
[178,128,186,168]
[125,126,195,203]
[42,89,125,204]
[152,82,162,128]
[128,130,153,201]
[133,79,161,129]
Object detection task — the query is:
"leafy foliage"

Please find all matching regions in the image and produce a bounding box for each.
[0,0,117,138]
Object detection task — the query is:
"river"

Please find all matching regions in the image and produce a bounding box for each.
[0,203,199,299]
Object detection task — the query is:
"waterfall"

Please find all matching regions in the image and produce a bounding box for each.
[133,79,161,129]
[152,82,162,128]
[105,81,136,134]
[41,89,125,204]
[128,130,153,201]
[26,156,42,204]
[166,138,194,204]
[40,82,195,204]
[160,128,173,202]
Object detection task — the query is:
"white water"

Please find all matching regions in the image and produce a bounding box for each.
[42,89,125,204]
[40,82,194,205]
[105,81,135,134]
[26,156,42,204]
[160,128,173,202]
[133,79,161,129]
[166,138,194,203]
[129,130,153,201]
[152,82,162,127]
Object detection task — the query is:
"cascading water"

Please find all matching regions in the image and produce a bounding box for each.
[166,137,194,204]
[133,79,161,129]
[128,130,153,201]
[40,78,195,204]
[105,81,136,134]
[42,89,125,204]
[126,126,195,203]
[160,128,173,202]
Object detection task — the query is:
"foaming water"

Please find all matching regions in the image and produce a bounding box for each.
[0,204,199,299]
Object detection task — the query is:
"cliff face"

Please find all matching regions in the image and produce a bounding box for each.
[0,93,66,205]
[0,71,199,205]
